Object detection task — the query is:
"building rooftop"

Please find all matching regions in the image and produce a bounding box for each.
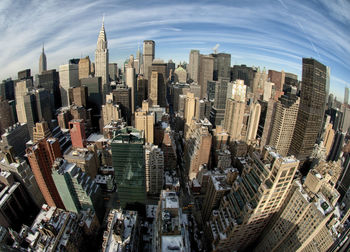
[162,235,183,252]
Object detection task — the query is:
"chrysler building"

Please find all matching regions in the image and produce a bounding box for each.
[95,18,109,98]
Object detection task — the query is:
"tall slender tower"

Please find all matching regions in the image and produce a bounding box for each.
[143,40,155,80]
[39,45,47,75]
[95,18,109,99]
[289,58,327,161]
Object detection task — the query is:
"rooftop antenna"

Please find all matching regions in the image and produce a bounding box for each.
[213,44,220,54]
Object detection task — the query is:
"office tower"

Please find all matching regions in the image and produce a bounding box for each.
[102,209,140,252]
[323,122,335,156]
[154,190,190,251]
[1,123,30,157]
[15,79,32,123]
[95,20,109,97]
[23,92,38,138]
[149,61,167,107]
[184,119,212,179]
[52,159,101,214]
[167,59,176,80]
[111,127,146,207]
[0,78,15,101]
[252,67,267,96]
[161,127,177,171]
[327,131,345,161]
[69,86,88,107]
[126,66,136,112]
[135,101,154,144]
[289,58,327,161]
[174,66,187,83]
[0,99,15,135]
[69,119,86,148]
[257,99,275,148]
[184,92,196,126]
[210,79,231,127]
[246,102,261,144]
[34,88,52,124]
[102,99,121,126]
[223,80,246,141]
[341,106,350,133]
[143,40,155,80]
[211,53,231,81]
[207,80,216,100]
[79,56,91,79]
[269,92,300,156]
[344,87,349,105]
[149,71,158,106]
[38,69,61,110]
[231,65,255,91]
[202,173,233,222]
[207,147,299,251]
[256,165,340,252]
[0,171,36,230]
[189,49,200,82]
[328,93,334,109]
[26,137,64,208]
[263,81,274,101]
[136,75,147,108]
[33,121,52,143]
[59,63,79,107]
[199,54,214,99]
[18,69,32,80]
[268,69,285,100]
[112,84,131,124]
[109,63,118,81]
[14,205,99,251]
[80,76,103,109]
[144,143,164,195]
[39,45,47,74]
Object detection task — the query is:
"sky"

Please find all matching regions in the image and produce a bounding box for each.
[0,0,349,100]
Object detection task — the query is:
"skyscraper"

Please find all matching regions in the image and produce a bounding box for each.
[211,53,231,81]
[95,20,109,98]
[345,87,349,105]
[39,45,47,75]
[135,101,154,144]
[269,92,300,156]
[207,146,299,251]
[289,58,327,161]
[144,143,164,195]
[26,137,64,208]
[149,71,158,106]
[189,50,200,82]
[143,40,155,80]
[199,55,214,99]
[78,56,91,79]
[111,127,146,207]
[59,63,79,107]
[38,69,61,110]
[149,61,167,107]
[69,119,86,149]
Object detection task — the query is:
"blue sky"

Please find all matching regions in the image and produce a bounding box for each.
[0,0,349,100]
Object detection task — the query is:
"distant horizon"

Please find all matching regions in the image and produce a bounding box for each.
[0,0,349,100]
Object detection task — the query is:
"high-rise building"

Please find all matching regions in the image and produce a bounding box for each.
[149,71,158,106]
[269,92,300,156]
[144,143,164,195]
[256,164,341,252]
[69,119,86,149]
[206,146,299,251]
[80,77,103,110]
[268,69,285,100]
[161,127,177,171]
[59,63,79,107]
[125,66,136,112]
[38,69,61,110]
[199,55,214,99]
[289,58,327,161]
[95,20,109,97]
[149,61,167,107]
[223,80,246,142]
[231,64,256,91]
[15,79,33,123]
[69,86,88,107]
[245,102,261,144]
[0,99,15,135]
[345,87,349,105]
[252,67,268,96]
[210,79,232,127]
[111,127,146,207]
[184,92,196,126]
[1,123,30,157]
[112,84,131,124]
[136,75,147,108]
[143,40,155,80]
[0,78,15,101]
[174,66,187,83]
[189,49,200,82]
[135,101,154,144]
[39,45,47,75]
[26,137,64,208]
[323,121,335,157]
[34,88,52,125]
[109,63,118,81]
[52,159,101,214]
[211,53,231,81]
[102,99,121,126]
[78,56,91,79]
